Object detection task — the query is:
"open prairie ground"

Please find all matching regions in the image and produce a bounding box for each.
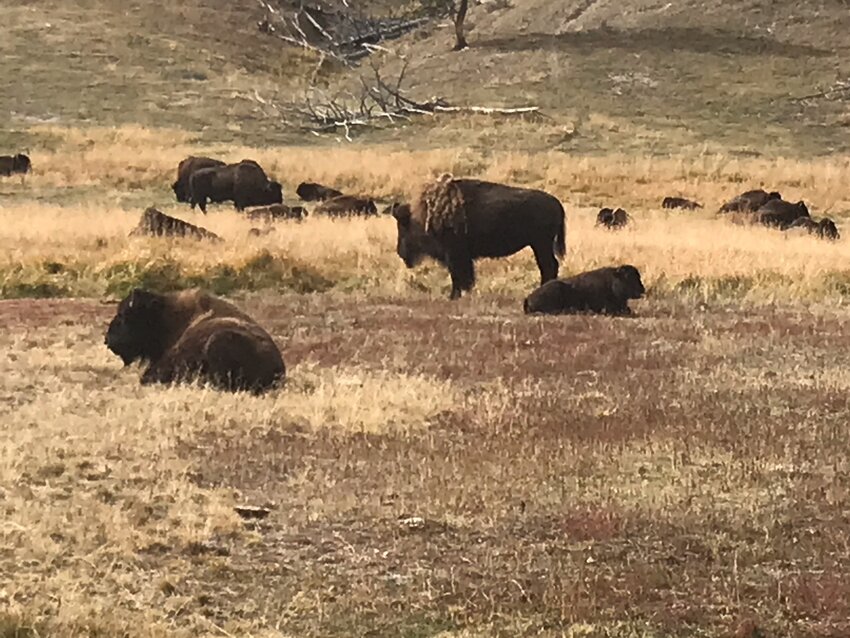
[4,0,850,635]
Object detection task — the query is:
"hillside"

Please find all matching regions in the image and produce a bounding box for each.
[2,0,850,155]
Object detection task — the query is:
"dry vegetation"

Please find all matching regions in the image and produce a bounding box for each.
[3,1,850,635]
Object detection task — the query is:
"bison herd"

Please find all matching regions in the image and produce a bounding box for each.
[1,150,843,394]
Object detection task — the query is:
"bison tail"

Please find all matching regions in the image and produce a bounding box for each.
[554,209,567,259]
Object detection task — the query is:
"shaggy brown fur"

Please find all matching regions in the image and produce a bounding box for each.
[784,216,840,240]
[414,173,467,233]
[246,204,306,222]
[104,288,284,393]
[129,207,222,241]
[596,207,629,229]
[315,195,378,217]
[755,199,809,228]
[296,182,344,202]
[0,153,31,176]
[523,265,646,316]
[662,196,702,210]
[172,156,225,203]
[719,189,781,213]
[189,160,283,213]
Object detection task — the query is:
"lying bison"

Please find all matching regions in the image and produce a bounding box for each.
[719,189,781,213]
[105,288,285,394]
[596,207,629,229]
[0,153,31,177]
[523,265,645,316]
[784,216,840,240]
[392,174,566,300]
[756,199,809,228]
[246,204,306,222]
[296,182,344,202]
[190,160,282,213]
[172,156,225,203]
[662,196,702,210]
[315,195,378,217]
[129,207,222,241]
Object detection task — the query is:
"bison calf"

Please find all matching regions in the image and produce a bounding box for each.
[296,182,344,202]
[0,153,31,177]
[662,196,702,210]
[315,195,378,217]
[105,288,285,394]
[596,207,629,229]
[523,265,645,316]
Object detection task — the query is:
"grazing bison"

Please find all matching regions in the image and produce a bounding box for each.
[392,174,566,300]
[172,156,225,203]
[129,207,222,241]
[596,207,629,229]
[246,204,306,222]
[315,195,378,217]
[523,265,646,316]
[784,216,840,240]
[0,153,31,177]
[189,160,283,213]
[756,199,809,228]
[296,182,344,202]
[104,288,285,394]
[662,196,702,210]
[719,189,782,213]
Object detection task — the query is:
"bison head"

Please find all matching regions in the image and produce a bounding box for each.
[819,218,840,240]
[523,280,575,315]
[612,265,645,300]
[794,201,810,217]
[266,181,284,204]
[14,154,31,174]
[767,191,782,202]
[105,288,169,366]
[296,182,319,201]
[171,180,188,203]
[391,203,432,268]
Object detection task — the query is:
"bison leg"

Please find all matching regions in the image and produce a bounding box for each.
[531,242,559,285]
[447,250,475,300]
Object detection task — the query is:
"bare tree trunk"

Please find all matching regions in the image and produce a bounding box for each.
[453,0,469,50]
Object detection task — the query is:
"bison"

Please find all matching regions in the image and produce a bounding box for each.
[189,160,283,213]
[784,216,840,240]
[596,207,629,229]
[172,156,225,203]
[105,288,285,394]
[392,175,566,300]
[246,204,306,222]
[129,207,222,241]
[662,196,702,210]
[0,153,31,177]
[755,199,809,228]
[523,265,646,316]
[314,195,378,217]
[296,182,344,202]
[719,189,782,214]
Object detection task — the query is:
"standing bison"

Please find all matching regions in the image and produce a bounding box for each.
[719,189,782,213]
[523,265,646,316]
[104,288,285,394]
[392,175,566,300]
[189,160,283,213]
[172,156,225,203]
[0,153,31,177]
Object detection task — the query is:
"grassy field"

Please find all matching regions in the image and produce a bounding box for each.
[3,0,850,636]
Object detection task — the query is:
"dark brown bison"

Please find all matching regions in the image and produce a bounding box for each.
[662,196,702,210]
[105,288,285,394]
[189,160,283,213]
[392,175,566,300]
[596,207,629,229]
[784,216,840,240]
[523,265,645,316]
[0,153,31,176]
[719,189,782,213]
[172,156,225,203]
[755,199,809,228]
[129,207,222,241]
[296,182,344,202]
[246,204,306,222]
[315,195,378,217]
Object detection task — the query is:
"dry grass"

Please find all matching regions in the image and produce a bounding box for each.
[3,126,850,305]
